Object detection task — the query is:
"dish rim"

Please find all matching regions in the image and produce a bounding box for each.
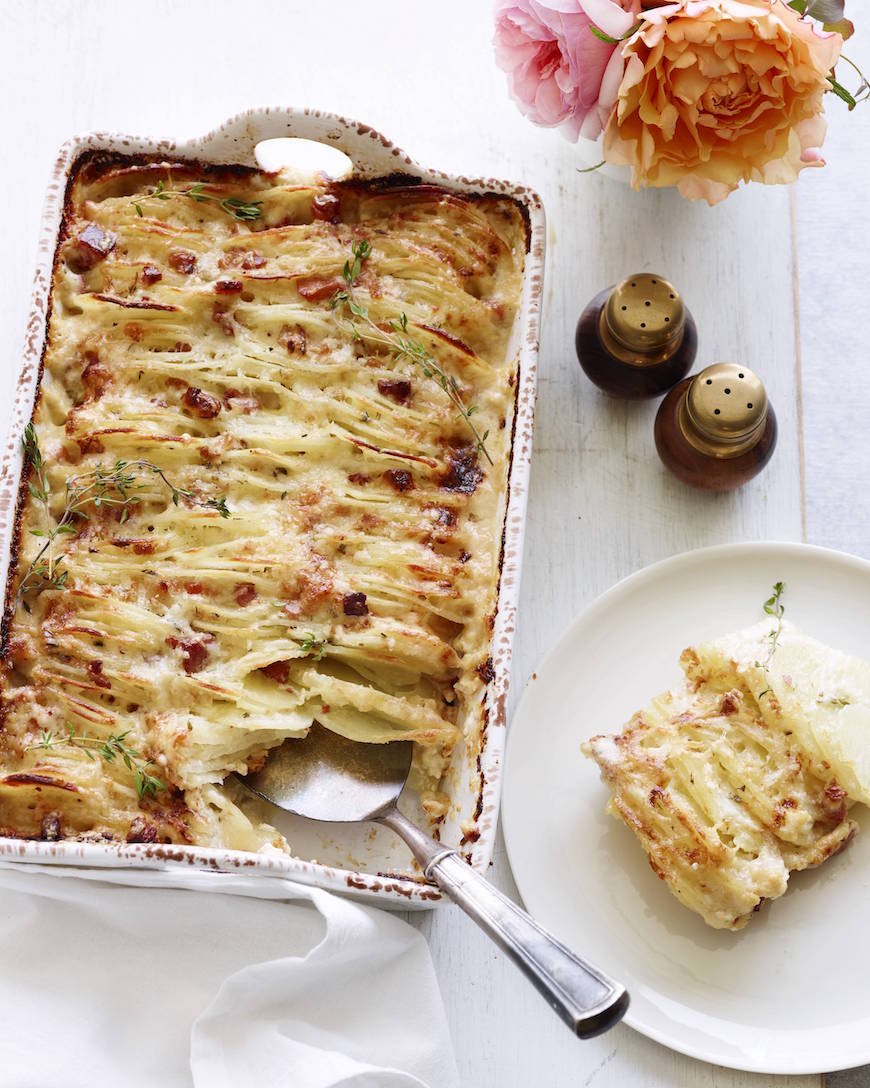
[0,105,546,908]
[502,539,870,1073]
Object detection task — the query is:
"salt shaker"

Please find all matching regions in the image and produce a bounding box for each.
[654,363,777,490]
[575,273,697,398]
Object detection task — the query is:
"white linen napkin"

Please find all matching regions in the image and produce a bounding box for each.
[0,862,460,1088]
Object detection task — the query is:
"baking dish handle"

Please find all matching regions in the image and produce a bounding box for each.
[378,809,628,1038]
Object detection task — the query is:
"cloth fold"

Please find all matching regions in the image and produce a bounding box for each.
[0,863,459,1088]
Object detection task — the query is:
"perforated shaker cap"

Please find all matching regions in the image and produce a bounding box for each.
[681,363,768,456]
[601,273,685,363]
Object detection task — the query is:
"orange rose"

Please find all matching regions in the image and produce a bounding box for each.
[602,0,842,204]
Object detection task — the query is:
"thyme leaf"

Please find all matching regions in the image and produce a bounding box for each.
[16,427,231,608]
[757,581,786,699]
[132,178,263,222]
[329,240,493,464]
[299,633,326,660]
[27,724,166,801]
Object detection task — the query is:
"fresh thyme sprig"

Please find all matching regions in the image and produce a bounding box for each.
[329,240,493,464]
[17,425,230,608]
[27,723,165,801]
[756,580,786,699]
[132,178,263,222]
[299,633,325,660]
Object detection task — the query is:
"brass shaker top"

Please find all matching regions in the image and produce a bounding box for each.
[600,273,686,364]
[681,363,768,457]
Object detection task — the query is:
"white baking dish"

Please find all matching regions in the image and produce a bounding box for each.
[0,107,545,908]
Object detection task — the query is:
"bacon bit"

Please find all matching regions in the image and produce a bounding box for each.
[377,378,411,405]
[234,583,257,606]
[67,223,117,272]
[343,592,369,617]
[214,279,243,294]
[825,782,847,802]
[182,386,221,419]
[212,303,235,337]
[223,388,260,413]
[296,275,342,302]
[165,636,211,675]
[168,250,197,275]
[433,507,457,528]
[77,436,104,455]
[649,786,666,806]
[320,704,331,714]
[87,660,111,689]
[419,323,475,356]
[384,469,414,493]
[40,813,62,841]
[127,818,159,843]
[719,691,740,715]
[221,248,266,270]
[2,773,77,792]
[440,445,483,494]
[278,324,307,355]
[141,263,162,285]
[81,354,111,400]
[348,473,370,485]
[174,341,192,353]
[185,582,204,595]
[261,661,290,684]
[459,551,472,563]
[124,322,143,342]
[476,657,495,684]
[311,192,341,221]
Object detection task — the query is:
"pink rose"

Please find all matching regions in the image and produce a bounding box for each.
[494,0,641,141]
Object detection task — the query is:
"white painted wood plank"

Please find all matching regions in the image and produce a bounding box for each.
[794,19,870,1088]
[0,2,854,1085]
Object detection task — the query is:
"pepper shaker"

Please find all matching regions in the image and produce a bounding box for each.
[575,273,697,398]
[654,363,777,490]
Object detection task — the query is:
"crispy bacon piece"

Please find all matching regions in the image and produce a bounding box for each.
[440,445,483,494]
[182,386,221,419]
[223,388,260,413]
[212,303,235,337]
[221,248,266,270]
[311,192,341,222]
[2,773,77,792]
[141,263,162,285]
[384,469,414,493]
[87,661,111,689]
[234,583,257,606]
[168,250,197,275]
[343,592,369,617]
[81,354,111,400]
[296,275,342,302]
[377,378,411,405]
[66,223,117,273]
[347,473,370,485]
[127,817,158,843]
[261,661,290,684]
[165,636,210,675]
[278,324,307,355]
[214,279,243,295]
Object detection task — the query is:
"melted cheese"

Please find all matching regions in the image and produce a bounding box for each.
[0,156,526,850]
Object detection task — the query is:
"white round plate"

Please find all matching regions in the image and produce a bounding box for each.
[502,542,870,1074]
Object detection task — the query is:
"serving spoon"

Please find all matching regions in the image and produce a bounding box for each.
[241,724,629,1038]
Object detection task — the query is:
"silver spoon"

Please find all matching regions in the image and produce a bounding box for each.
[241,724,628,1038]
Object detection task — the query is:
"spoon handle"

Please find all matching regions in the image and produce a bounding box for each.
[377,808,628,1038]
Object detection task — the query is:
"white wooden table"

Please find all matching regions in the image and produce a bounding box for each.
[1,2,867,1084]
